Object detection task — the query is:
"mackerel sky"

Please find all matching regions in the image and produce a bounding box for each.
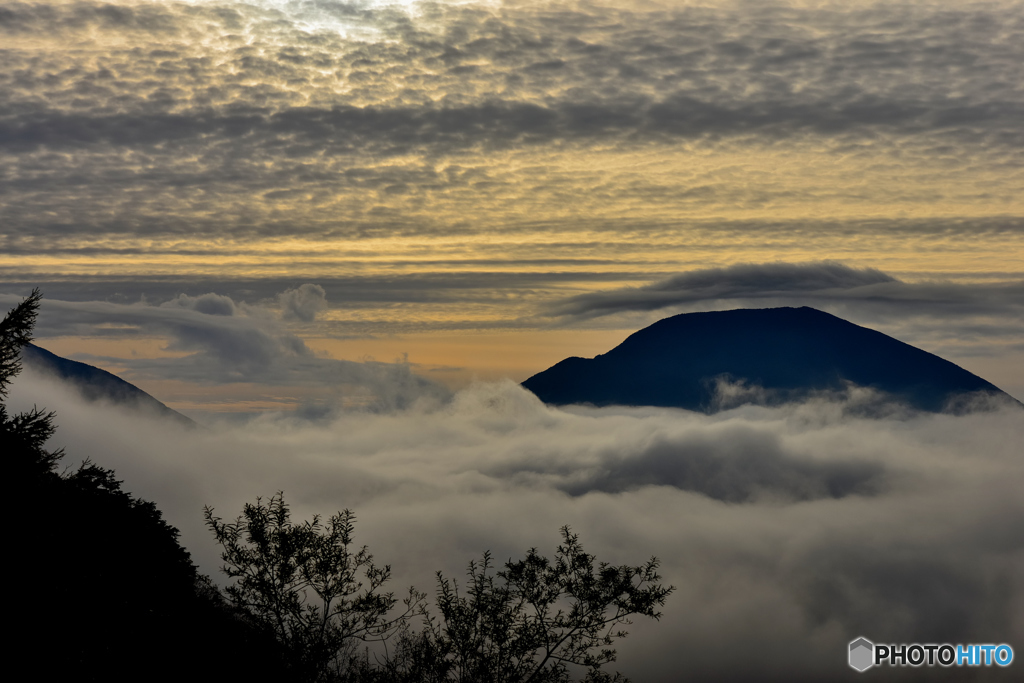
[2,0,1022,412]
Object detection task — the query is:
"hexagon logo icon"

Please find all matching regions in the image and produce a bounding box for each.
[849,637,875,672]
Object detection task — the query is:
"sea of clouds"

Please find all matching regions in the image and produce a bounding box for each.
[10,370,1023,681]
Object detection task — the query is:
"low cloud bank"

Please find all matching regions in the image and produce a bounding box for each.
[489,423,886,502]
[10,374,1023,681]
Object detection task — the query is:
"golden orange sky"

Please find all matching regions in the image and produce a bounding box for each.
[2,0,1022,413]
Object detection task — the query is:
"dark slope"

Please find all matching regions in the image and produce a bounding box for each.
[523,307,1011,412]
[21,343,197,426]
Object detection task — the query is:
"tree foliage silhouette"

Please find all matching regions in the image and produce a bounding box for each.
[438,528,671,682]
[205,492,421,682]
[360,528,674,683]
[1,288,64,475]
[5,290,289,681]
[206,494,674,683]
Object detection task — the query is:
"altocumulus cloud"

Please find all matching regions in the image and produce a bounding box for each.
[4,0,1021,153]
[1,0,1022,241]
[8,375,1023,681]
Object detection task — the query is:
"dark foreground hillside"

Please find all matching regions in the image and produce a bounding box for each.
[523,307,1013,412]
[14,464,290,682]
[5,294,286,681]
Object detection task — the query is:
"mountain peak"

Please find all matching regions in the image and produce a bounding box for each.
[523,307,1012,413]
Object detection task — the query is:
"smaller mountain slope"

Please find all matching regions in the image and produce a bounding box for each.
[21,343,197,426]
[523,307,1010,412]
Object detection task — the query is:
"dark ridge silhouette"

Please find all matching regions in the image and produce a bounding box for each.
[523,307,1016,413]
[21,343,197,427]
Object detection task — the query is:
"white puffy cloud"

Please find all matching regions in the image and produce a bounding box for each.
[161,292,239,317]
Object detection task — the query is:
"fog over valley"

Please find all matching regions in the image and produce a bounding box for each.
[11,367,1022,681]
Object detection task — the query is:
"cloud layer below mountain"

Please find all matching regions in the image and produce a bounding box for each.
[10,373,1023,681]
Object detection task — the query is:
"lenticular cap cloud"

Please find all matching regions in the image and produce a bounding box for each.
[547,262,1024,320]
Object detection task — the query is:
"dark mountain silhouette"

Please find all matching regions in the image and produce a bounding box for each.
[21,343,197,426]
[523,307,1015,413]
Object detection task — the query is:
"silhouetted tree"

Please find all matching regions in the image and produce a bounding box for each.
[205,492,422,682]
[5,291,289,681]
[1,288,64,476]
[205,497,673,683]
[363,528,674,683]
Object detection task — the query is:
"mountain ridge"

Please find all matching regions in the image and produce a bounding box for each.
[523,307,1014,413]
[21,343,197,427]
